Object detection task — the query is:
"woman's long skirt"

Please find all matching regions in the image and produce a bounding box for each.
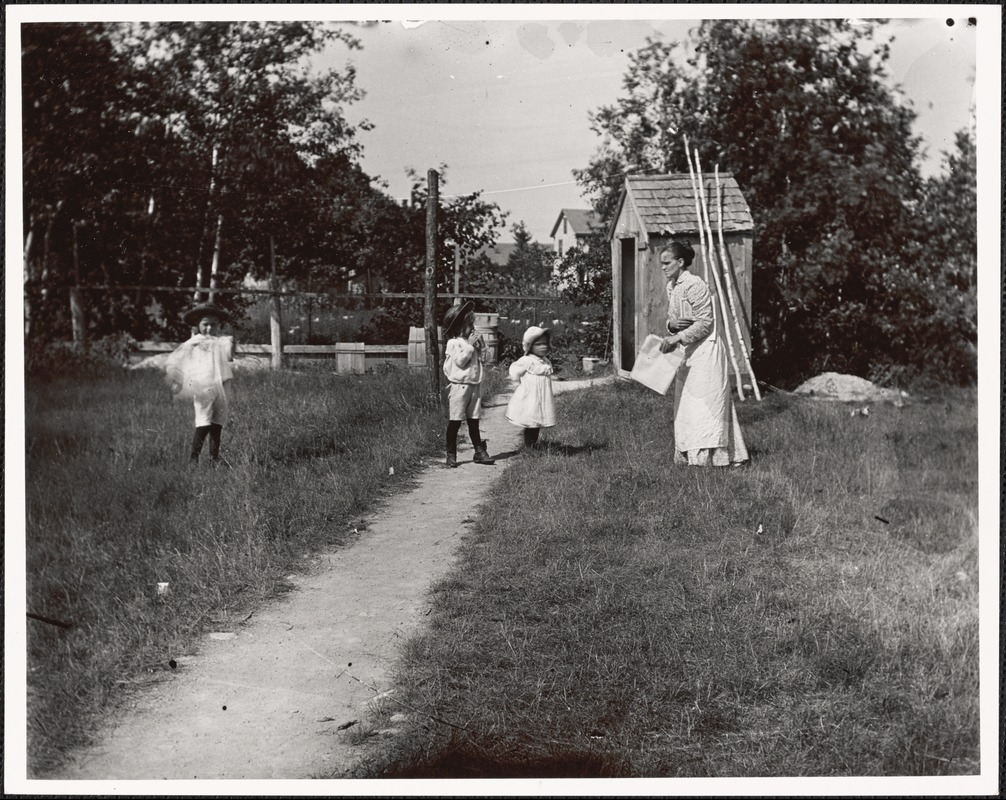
[672,337,749,466]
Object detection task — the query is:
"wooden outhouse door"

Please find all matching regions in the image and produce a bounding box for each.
[619,238,636,370]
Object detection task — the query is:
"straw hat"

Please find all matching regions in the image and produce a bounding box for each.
[442,300,475,337]
[522,326,551,354]
[182,302,233,326]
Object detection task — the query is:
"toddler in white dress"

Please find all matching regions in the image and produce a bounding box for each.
[505,326,556,450]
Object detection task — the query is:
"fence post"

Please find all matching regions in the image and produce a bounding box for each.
[425,169,441,399]
[269,234,283,370]
[70,221,87,350]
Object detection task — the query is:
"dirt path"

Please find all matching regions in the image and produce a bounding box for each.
[46,376,613,782]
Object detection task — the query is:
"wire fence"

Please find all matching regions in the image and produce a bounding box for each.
[46,284,610,368]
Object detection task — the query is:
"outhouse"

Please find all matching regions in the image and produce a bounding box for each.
[608,173,754,379]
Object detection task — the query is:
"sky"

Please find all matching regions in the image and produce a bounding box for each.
[323,11,980,243]
[4,4,984,245]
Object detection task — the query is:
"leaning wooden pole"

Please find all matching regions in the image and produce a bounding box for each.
[425,169,441,400]
[715,167,762,401]
[684,137,744,400]
[682,137,711,286]
[693,149,744,400]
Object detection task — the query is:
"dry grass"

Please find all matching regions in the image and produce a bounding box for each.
[24,359,455,775]
[353,382,980,778]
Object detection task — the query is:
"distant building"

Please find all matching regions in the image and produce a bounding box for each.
[550,209,602,257]
[476,242,519,268]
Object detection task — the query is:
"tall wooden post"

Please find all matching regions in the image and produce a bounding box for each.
[209,214,223,304]
[425,169,441,398]
[23,224,35,339]
[269,234,283,370]
[453,241,461,305]
[70,221,87,350]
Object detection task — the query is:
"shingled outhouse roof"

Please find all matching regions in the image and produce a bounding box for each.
[608,173,753,242]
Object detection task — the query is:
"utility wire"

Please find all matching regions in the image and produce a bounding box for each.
[42,167,630,206]
[433,178,580,200]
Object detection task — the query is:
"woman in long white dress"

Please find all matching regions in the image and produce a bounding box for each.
[658,241,749,467]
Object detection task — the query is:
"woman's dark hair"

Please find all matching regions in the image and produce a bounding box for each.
[661,240,696,268]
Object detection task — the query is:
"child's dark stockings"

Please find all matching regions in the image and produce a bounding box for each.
[446,419,485,454]
[523,427,540,447]
[446,420,462,454]
[191,423,223,462]
[466,418,484,449]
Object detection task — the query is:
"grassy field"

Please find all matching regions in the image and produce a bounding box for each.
[350,381,981,778]
[23,357,507,775]
[21,355,981,778]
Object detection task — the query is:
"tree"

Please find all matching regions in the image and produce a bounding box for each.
[462,221,553,297]
[876,127,977,383]
[576,19,932,383]
[505,222,554,294]
[553,232,612,308]
[357,168,508,344]
[22,23,152,341]
[552,233,613,358]
[114,23,369,303]
[22,21,382,344]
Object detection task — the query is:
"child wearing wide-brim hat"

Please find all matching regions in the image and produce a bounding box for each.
[164,302,237,465]
[505,326,557,451]
[441,301,495,468]
[181,302,233,327]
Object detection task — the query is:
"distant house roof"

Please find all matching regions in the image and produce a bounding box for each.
[549,209,602,239]
[472,241,545,267]
[608,174,753,242]
[480,242,517,267]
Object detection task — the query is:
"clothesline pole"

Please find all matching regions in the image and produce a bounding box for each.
[684,137,744,401]
[269,234,283,370]
[715,167,761,401]
[425,169,442,401]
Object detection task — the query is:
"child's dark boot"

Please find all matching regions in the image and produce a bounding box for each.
[446,451,458,468]
[190,426,210,464]
[473,441,495,465]
[208,423,223,463]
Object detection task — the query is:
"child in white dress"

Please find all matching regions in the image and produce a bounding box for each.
[164,303,235,465]
[505,326,556,450]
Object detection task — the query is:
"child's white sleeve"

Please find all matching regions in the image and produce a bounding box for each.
[508,356,528,381]
[164,338,196,393]
[446,338,475,368]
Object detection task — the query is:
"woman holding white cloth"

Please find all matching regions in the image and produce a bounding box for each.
[658,241,749,467]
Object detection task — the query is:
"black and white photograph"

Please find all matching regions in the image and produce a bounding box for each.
[5,3,1000,795]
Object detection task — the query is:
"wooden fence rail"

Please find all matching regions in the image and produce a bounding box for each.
[51,285,557,371]
[73,286,560,302]
[133,341,413,375]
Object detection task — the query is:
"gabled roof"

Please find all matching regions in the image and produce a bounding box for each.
[550,208,602,239]
[472,241,547,267]
[607,173,753,241]
[469,242,517,267]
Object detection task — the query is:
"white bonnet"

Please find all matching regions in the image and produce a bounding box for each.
[522,326,551,354]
